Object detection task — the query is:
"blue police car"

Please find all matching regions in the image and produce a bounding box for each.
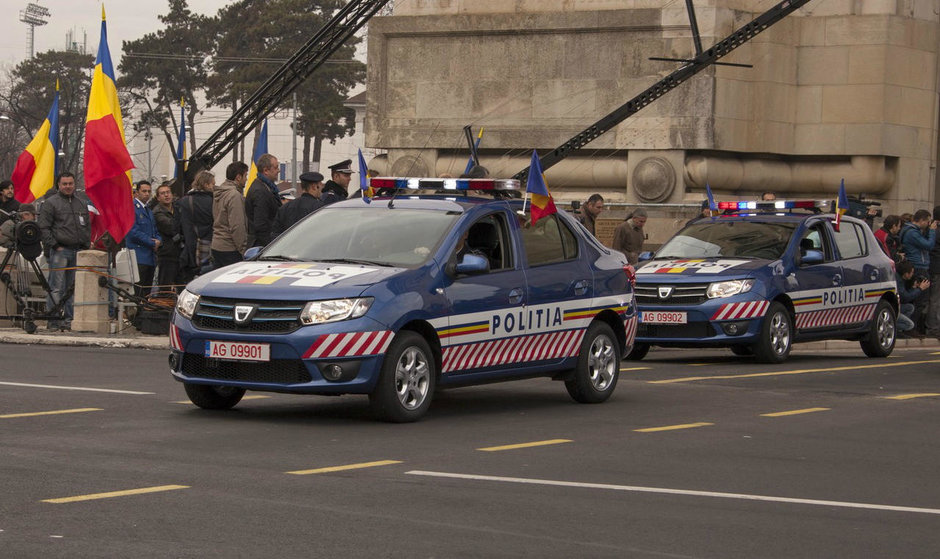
[629,200,897,363]
[169,178,638,422]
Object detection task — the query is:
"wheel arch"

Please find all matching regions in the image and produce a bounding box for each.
[398,319,443,379]
[593,309,627,355]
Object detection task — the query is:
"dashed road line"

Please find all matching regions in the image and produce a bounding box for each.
[42,485,189,504]
[648,359,940,384]
[633,422,713,433]
[286,460,402,475]
[1,408,102,419]
[0,381,154,395]
[477,439,572,452]
[619,366,651,372]
[760,407,830,417]
[405,471,940,516]
[883,393,940,401]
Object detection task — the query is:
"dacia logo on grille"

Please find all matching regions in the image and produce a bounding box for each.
[658,286,674,299]
[234,304,257,325]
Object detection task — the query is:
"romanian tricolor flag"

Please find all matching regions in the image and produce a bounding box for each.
[245,119,268,189]
[11,82,59,203]
[834,178,849,232]
[358,148,372,203]
[526,150,556,225]
[464,126,483,175]
[174,99,186,178]
[84,7,135,243]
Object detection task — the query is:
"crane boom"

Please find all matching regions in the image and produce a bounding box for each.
[513,0,813,182]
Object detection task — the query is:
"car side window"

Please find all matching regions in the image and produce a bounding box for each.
[463,213,513,271]
[799,222,834,262]
[831,222,866,259]
[520,213,579,266]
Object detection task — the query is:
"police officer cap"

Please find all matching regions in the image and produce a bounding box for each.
[328,159,353,174]
[299,171,324,184]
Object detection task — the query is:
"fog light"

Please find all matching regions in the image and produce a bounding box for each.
[323,364,344,381]
[168,353,180,370]
[721,321,749,336]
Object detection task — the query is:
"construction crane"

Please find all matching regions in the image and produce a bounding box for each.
[513,0,814,182]
[182,0,391,185]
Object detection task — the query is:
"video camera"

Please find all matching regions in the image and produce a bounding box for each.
[844,194,883,219]
[0,208,43,261]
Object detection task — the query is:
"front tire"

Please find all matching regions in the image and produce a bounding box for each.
[184,383,246,410]
[753,302,792,364]
[860,300,896,357]
[370,331,435,423]
[566,322,620,404]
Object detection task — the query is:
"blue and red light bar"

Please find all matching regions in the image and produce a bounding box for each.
[369,177,521,191]
[717,200,823,211]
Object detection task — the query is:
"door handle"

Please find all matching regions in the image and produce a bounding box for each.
[831,274,842,286]
[508,288,523,305]
[574,280,588,296]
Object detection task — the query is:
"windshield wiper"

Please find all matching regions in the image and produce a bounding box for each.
[318,258,394,267]
[257,255,304,262]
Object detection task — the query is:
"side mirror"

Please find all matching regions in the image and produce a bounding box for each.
[638,251,653,262]
[454,253,490,275]
[244,246,262,260]
[800,249,824,266]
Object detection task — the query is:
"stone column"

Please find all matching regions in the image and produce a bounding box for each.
[72,250,110,334]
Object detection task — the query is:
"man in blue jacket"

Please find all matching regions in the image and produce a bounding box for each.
[900,208,937,332]
[126,180,161,298]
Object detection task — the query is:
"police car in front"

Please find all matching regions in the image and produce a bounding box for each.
[630,200,897,363]
[169,178,638,422]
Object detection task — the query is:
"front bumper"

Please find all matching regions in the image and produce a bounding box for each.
[635,299,769,346]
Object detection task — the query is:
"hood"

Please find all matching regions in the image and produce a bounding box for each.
[635,257,770,280]
[186,261,407,300]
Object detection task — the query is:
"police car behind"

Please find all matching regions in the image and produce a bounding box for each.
[169,178,638,422]
[630,200,897,363]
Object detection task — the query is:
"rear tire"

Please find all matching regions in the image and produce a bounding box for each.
[860,300,896,357]
[753,302,792,364]
[566,322,620,404]
[370,331,435,423]
[625,342,650,361]
[184,383,245,410]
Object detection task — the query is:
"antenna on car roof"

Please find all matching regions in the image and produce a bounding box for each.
[388,122,440,208]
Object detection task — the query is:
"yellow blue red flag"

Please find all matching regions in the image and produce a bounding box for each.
[84,6,135,243]
[526,150,557,225]
[174,99,186,179]
[358,148,372,203]
[245,119,268,188]
[834,178,849,232]
[12,82,59,203]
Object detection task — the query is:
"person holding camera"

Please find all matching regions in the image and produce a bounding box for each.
[896,260,930,337]
[900,209,936,332]
[0,203,36,248]
[153,183,183,292]
[926,205,940,339]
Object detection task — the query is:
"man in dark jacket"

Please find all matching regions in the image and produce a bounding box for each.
[926,205,940,338]
[900,209,937,332]
[272,171,324,237]
[320,159,352,206]
[126,181,161,298]
[153,183,182,292]
[0,180,20,225]
[245,153,282,247]
[38,172,90,331]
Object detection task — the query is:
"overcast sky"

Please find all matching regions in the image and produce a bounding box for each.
[0,1,230,70]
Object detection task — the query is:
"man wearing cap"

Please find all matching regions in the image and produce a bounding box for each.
[212,161,249,269]
[245,153,282,247]
[272,171,325,237]
[0,203,36,248]
[321,159,353,206]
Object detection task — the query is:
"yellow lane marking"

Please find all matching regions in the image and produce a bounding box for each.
[478,439,572,452]
[1,408,102,419]
[619,367,651,372]
[760,407,830,417]
[883,393,940,400]
[634,422,713,433]
[174,395,270,404]
[42,485,189,504]
[286,460,402,475]
[648,359,940,384]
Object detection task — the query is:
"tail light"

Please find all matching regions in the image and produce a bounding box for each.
[623,264,636,287]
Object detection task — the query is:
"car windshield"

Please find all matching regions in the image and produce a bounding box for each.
[656,221,797,260]
[263,207,460,267]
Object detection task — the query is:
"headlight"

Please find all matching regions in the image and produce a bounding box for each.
[176,289,199,319]
[300,298,373,325]
[706,279,755,299]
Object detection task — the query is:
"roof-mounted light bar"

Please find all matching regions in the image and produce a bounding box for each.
[369,177,521,191]
[717,200,824,211]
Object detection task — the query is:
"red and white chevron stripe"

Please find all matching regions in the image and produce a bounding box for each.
[169,324,183,351]
[711,300,770,321]
[442,329,585,373]
[303,331,394,359]
[624,314,638,347]
[795,303,876,330]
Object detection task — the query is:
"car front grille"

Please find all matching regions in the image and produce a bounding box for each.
[637,322,716,338]
[192,296,304,333]
[181,354,311,384]
[635,282,709,305]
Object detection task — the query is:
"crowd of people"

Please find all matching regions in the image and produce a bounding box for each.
[0,155,356,331]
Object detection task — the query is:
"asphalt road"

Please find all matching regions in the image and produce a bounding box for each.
[1,344,938,558]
